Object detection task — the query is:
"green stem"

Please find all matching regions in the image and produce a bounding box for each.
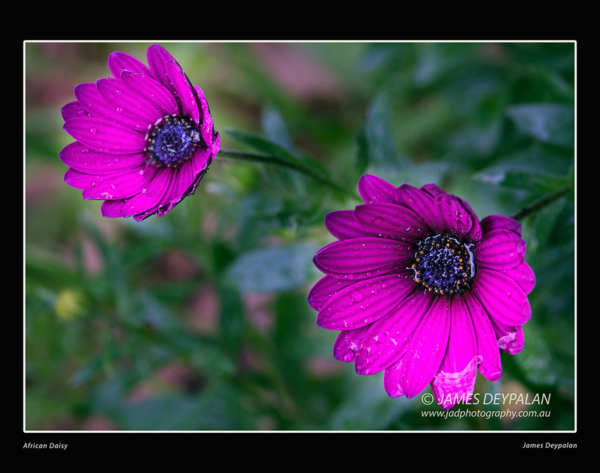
[510,185,572,221]
[217,148,359,200]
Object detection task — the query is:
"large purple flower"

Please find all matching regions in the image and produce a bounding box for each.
[59,44,220,221]
[308,174,535,409]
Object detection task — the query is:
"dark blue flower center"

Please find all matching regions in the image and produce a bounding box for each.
[410,234,475,295]
[145,115,201,168]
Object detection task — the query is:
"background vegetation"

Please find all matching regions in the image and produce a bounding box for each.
[25,41,574,430]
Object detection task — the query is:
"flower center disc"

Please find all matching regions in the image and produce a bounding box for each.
[146,115,201,168]
[411,234,475,295]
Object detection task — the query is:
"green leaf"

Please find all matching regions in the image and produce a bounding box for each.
[506,103,574,149]
[225,243,319,293]
[473,146,572,192]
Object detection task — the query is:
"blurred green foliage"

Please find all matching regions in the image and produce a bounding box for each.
[25,42,574,430]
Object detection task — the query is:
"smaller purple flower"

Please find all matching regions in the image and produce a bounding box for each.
[59,44,220,221]
[308,175,536,410]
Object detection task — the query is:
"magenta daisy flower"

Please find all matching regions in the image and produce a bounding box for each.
[59,44,220,221]
[308,174,535,410]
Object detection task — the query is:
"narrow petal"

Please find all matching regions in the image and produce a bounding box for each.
[101,199,128,217]
[432,356,480,410]
[165,59,200,126]
[357,174,398,204]
[324,210,379,240]
[472,269,531,326]
[396,184,445,234]
[59,142,144,174]
[61,101,89,121]
[354,203,428,243]
[491,319,525,355]
[63,117,146,154]
[435,193,478,241]
[313,237,415,279]
[398,296,451,398]
[74,83,151,132]
[353,289,432,375]
[383,357,406,398]
[475,228,526,270]
[193,85,215,147]
[431,296,479,409]
[96,77,163,125]
[502,261,536,295]
[190,145,213,177]
[317,271,416,330]
[459,197,482,242]
[463,292,502,382]
[81,164,157,200]
[147,44,188,115]
[307,275,355,311]
[120,71,179,116]
[480,215,522,236]
[333,324,372,363]
[156,159,195,216]
[108,51,152,79]
[420,183,446,197]
[120,168,172,217]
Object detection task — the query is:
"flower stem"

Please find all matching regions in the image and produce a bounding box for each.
[216,148,359,200]
[510,185,572,221]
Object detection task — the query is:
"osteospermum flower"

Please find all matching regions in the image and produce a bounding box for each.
[59,44,220,220]
[308,175,535,409]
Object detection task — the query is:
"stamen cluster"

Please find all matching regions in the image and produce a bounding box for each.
[410,233,474,295]
[145,115,201,168]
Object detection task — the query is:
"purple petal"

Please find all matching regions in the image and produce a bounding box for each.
[383,357,406,398]
[475,228,526,270]
[354,202,428,243]
[435,193,474,240]
[147,44,186,113]
[108,51,152,79]
[459,197,482,242]
[165,59,200,126]
[101,199,128,218]
[193,85,215,147]
[398,296,451,398]
[120,168,172,217]
[317,271,416,331]
[156,160,195,217]
[324,210,379,240]
[313,237,415,279]
[491,319,525,354]
[333,324,372,363]
[307,275,355,311]
[502,261,536,295]
[96,77,162,125]
[353,289,432,375]
[430,296,479,409]
[472,268,531,326]
[480,215,522,236]
[357,174,398,204]
[63,117,146,154]
[74,83,151,132]
[463,292,502,382]
[432,356,479,410]
[61,101,89,121]
[80,164,158,200]
[59,142,144,174]
[191,144,214,177]
[420,183,446,197]
[119,71,179,116]
[396,184,445,234]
